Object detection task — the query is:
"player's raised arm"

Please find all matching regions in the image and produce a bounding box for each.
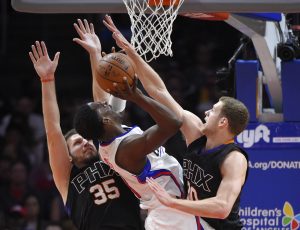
[73,19,108,103]
[29,41,70,204]
[103,15,203,145]
[73,18,126,113]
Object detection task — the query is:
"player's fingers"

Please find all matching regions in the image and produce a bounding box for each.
[111,47,115,53]
[53,52,60,63]
[101,51,106,57]
[130,75,138,90]
[147,183,156,192]
[73,38,86,48]
[73,23,84,38]
[113,33,127,49]
[77,19,86,33]
[103,20,114,32]
[113,82,123,92]
[31,44,39,60]
[90,23,95,34]
[146,178,154,188]
[146,177,153,185]
[104,15,112,26]
[35,41,43,56]
[149,177,159,187]
[29,52,36,64]
[122,77,131,90]
[113,83,126,98]
[146,177,155,186]
[41,41,48,56]
[106,15,117,28]
[146,178,159,192]
[133,73,139,80]
[84,19,91,33]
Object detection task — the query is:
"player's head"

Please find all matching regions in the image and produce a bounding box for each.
[203,96,249,136]
[64,129,99,168]
[73,102,122,141]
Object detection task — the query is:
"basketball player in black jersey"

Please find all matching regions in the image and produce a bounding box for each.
[103,15,250,229]
[29,38,143,229]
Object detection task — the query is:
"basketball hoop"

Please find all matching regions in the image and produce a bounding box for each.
[122,0,184,62]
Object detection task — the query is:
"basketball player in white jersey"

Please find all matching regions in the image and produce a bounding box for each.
[73,19,201,230]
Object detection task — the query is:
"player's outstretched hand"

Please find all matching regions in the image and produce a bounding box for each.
[146,177,176,208]
[103,15,135,54]
[29,41,60,82]
[73,19,102,55]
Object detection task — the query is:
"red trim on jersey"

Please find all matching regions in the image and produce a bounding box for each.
[120,177,141,199]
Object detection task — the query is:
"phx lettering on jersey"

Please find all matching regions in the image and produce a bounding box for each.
[71,161,115,193]
[183,159,213,192]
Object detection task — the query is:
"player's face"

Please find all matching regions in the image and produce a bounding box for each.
[88,101,112,116]
[89,101,122,125]
[66,134,98,165]
[202,101,224,134]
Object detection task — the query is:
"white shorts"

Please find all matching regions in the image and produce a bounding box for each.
[145,205,200,230]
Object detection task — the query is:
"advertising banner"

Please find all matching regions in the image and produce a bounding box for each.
[236,122,300,149]
[236,122,300,230]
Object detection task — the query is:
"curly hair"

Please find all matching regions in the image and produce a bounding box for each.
[73,104,104,140]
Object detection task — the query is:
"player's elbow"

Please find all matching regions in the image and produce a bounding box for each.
[218,208,231,219]
[214,201,232,219]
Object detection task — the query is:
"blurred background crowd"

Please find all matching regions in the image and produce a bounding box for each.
[0,1,299,229]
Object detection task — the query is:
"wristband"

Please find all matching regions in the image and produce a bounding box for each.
[41,78,54,83]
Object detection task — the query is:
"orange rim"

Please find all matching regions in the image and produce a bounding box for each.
[148,0,180,6]
[181,13,229,21]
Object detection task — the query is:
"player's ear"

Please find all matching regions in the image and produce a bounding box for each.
[102,117,111,125]
[219,117,228,127]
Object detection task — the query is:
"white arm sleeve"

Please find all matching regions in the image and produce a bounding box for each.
[108,95,127,113]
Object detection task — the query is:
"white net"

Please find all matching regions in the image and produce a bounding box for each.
[123,0,184,62]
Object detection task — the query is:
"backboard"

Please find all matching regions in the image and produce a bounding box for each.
[11,0,300,13]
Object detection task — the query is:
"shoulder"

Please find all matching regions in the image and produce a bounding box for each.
[119,126,143,140]
[221,150,248,175]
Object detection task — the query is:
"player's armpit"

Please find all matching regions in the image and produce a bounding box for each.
[181,110,204,146]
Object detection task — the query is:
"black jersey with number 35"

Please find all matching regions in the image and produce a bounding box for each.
[65,160,143,230]
[183,136,248,230]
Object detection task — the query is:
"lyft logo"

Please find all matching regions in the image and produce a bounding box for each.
[237,124,270,148]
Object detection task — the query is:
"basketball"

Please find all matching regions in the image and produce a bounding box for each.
[96,52,135,94]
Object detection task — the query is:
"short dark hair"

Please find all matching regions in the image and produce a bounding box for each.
[64,129,77,142]
[219,96,249,136]
[73,104,104,140]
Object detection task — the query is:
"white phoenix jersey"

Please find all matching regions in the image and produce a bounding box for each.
[99,126,201,230]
